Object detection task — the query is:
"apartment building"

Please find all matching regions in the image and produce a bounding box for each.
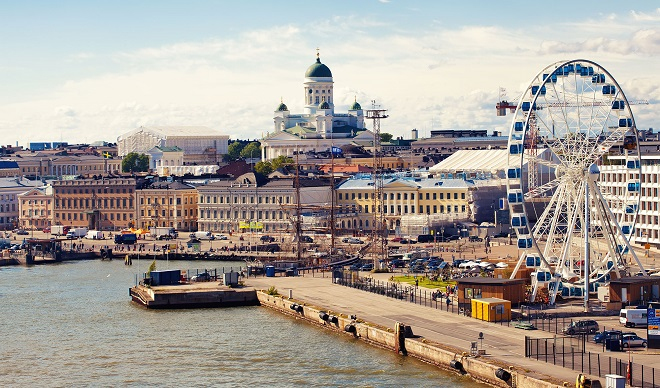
[52,177,136,230]
[135,180,198,231]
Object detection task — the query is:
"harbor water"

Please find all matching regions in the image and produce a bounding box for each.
[0,260,484,387]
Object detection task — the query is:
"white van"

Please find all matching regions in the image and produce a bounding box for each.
[620,308,647,328]
[190,231,215,240]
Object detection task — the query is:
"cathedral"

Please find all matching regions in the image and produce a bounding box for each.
[260,53,374,160]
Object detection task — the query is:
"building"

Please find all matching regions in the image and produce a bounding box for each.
[0,160,19,177]
[135,180,198,231]
[599,153,660,248]
[117,126,229,165]
[52,177,136,230]
[18,187,53,230]
[0,177,48,230]
[336,176,475,234]
[7,153,120,178]
[196,173,332,233]
[145,146,184,172]
[260,54,374,160]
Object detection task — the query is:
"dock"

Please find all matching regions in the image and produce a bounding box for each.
[129,282,258,309]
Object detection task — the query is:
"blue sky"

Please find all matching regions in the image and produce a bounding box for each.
[1,1,659,146]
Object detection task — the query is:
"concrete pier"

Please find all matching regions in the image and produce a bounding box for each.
[130,283,258,309]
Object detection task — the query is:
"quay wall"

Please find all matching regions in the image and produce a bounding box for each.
[257,291,568,388]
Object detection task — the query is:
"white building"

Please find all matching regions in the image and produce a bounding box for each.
[0,177,49,230]
[260,54,374,160]
[117,126,229,165]
[599,154,660,248]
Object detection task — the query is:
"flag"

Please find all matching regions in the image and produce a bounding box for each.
[103,152,112,159]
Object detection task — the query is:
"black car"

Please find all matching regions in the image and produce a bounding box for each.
[593,330,622,344]
[16,229,29,235]
[260,235,276,243]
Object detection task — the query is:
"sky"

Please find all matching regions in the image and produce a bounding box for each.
[1,1,659,147]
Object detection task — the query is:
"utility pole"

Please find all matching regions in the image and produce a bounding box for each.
[295,149,302,264]
[367,101,388,267]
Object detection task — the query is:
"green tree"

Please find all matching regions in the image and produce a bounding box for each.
[254,160,273,175]
[271,155,294,171]
[380,132,393,143]
[121,152,150,173]
[240,142,261,160]
[225,141,245,161]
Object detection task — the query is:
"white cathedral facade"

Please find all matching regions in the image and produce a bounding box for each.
[260,54,374,160]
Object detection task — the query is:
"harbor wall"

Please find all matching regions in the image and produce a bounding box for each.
[257,291,569,388]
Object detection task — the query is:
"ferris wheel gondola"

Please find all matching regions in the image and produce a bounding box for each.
[505,59,647,305]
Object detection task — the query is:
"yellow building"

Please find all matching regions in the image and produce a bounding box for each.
[52,178,136,230]
[135,180,198,232]
[336,177,474,233]
[18,187,54,230]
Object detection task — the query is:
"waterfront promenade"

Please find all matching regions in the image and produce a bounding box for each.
[247,271,660,386]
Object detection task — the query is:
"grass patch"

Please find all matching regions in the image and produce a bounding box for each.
[392,275,456,290]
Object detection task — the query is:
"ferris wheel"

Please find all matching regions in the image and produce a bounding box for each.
[505,59,647,304]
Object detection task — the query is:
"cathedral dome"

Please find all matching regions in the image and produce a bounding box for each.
[305,56,332,78]
[350,100,362,110]
[277,102,288,111]
[318,101,330,109]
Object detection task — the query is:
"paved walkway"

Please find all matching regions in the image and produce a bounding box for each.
[247,273,659,386]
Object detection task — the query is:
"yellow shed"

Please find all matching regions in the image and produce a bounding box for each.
[471,297,511,322]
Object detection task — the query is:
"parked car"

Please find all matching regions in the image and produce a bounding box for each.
[390,237,403,243]
[360,263,374,271]
[191,272,211,282]
[347,237,364,244]
[260,235,276,243]
[593,330,622,344]
[468,236,483,242]
[300,236,314,243]
[399,238,417,244]
[216,234,229,240]
[563,319,599,335]
[16,229,29,235]
[42,227,51,234]
[622,334,647,348]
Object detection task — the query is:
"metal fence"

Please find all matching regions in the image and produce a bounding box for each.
[333,271,514,323]
[526,336,659,387]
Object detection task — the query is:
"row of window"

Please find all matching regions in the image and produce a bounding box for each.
[23,209,51,217]
[139,197,186,205]
[55,198,133,209]
[200,195,292,205]
[54,187,133,195]
[140,209,190,217]
[341,204,466,214]
[0,204,17,212]
[0,194,16,201]
[200,209,285,220]
[199,222,289,232]
[338,192,466,201]
[55,212,133,221]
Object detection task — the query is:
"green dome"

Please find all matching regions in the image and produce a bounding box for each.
[277,102,288,111]
[305,57,332,78]
[318,101,330,109]
[350,101,362,110]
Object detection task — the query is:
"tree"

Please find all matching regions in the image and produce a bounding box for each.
[121,152,150,173]
[225,141,245,162]
[271,155,294,171]
[380,132,393,143]
[240,142,261,160]
[254,161,273,175]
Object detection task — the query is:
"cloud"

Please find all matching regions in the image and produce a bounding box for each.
[2,11,659,147]
[631,8,660,22]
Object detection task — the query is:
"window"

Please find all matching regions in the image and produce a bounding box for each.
[426,193,430,200]
[454,193,458,200]
[461,193,466,199]
[433,193,437,200]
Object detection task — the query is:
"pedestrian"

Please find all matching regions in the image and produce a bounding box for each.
[446,296,451,307]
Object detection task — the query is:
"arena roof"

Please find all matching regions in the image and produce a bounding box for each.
[429,149,509,173]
